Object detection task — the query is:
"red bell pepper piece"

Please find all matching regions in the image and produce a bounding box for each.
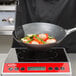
[33,36,43,44]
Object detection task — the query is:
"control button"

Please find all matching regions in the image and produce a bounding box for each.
[48,67,53,70]
[21,67,25,71]
[55,67,59,70]
[60,67,65,70]
[2,19,7,21]
[14,67,19,71]
[8,67,13,71]
[8,17,14,24]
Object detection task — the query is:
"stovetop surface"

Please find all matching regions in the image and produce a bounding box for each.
[16,48,68,62]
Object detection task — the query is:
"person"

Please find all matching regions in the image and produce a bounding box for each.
[13,0,76,53]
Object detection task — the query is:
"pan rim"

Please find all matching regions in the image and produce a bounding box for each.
[22,22,65,30]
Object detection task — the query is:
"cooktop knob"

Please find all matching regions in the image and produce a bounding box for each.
[2,19,7,21]
[55,67,59,70]
[14,67,19,71]
[8,67,13,71]
[8,17,14,24]
[60,67,65,70]
[48,67,53,70]
[20,67,25,71]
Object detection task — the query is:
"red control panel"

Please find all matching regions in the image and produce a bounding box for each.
[3,63,70,73]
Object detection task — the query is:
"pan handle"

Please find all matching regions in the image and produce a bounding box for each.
[65,27,76,35]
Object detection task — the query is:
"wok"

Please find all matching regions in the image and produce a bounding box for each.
[13,22,76,50]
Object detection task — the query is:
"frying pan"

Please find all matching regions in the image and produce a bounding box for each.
[13,22,76,50]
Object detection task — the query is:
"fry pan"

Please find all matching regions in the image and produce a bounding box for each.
[13,22,76,50]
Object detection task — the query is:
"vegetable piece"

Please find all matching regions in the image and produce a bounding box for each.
[40,39,46,44]
[23,37,31,40]
[21,38,28,43]
[25,39,33,43]
[46,38,56,44]
[27,37,31,41]
[33,35,46,44]
[33,36,43,44]
[48,36,54,39]
[21,37,31,43]
[21,33,57,45]
[30,40,39,44]
[27,34,34,37]
[37,33,48,41]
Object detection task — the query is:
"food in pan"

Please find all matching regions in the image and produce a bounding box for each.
[21,34,56,44]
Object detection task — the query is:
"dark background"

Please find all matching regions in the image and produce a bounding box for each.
[13,0,76,53]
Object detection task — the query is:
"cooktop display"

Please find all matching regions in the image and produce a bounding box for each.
[16,48,68,62]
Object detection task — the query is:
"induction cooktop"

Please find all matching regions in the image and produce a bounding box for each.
[2,47,72,76]
[16,48,68,62]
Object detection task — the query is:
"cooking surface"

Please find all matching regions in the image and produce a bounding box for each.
[16,48,68,62]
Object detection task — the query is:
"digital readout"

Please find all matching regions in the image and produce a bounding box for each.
[28,67,46,71]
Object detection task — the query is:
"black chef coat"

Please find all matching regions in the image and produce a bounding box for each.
[13,0,76,53]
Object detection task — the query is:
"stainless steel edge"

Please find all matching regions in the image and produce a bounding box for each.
[0,31,13,35]
[0,5,16,11]
[0,26,14,35]
[0,26,14,31]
